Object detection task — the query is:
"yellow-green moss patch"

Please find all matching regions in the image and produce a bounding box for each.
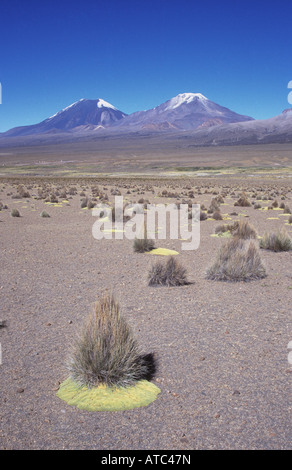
[210,232,232,238]
[57,378,160,411]
[148,248,179,256]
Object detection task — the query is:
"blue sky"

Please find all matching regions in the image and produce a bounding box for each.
[0,0,292,132]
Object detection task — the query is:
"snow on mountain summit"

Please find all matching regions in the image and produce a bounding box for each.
[3,98,127,136]
[166,92,208,110]
[96,98,117,110]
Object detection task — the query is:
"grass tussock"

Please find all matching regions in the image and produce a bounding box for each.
[234,192,251,207]
[206,238,266,281]
[260,229,292,252]
[215,220,257,239]
[40,210,50,218]
[133,231,155,253]
[148,256,189,287]
[11,208,20,217]
[68,292,156,388]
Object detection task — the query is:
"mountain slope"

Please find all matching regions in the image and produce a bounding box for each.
[3,99,127,137]
[178,108,292,146]
[113,92,254,131]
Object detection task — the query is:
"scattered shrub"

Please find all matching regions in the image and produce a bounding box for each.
[148,256,189,287]
[68,292,156,388]
[208,198,220,213]
[231,220,257,239]
[234,193,251,207]
[40,210,50,218]
[215,220,257,239]
[80,197,88,208]
[133,231,155,253]
[212,210,223,220]
[200,211,207,221]
[11,208,20,217]
[260,229,292,252]
[87,199,95,209]
[206,238,266,281]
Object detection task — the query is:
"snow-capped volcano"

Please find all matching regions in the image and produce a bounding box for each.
[114,92,253,130]
[4,99,126,137]
[165,92,208,110]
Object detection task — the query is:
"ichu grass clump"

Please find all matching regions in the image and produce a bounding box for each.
[11,208,20,217]
[234,192,251,207]
[260,229,292,252]
[148,256,189,287]
[206,238,266,281]
[40,210,50,218]
[68,293,156,388]
[215,220,257,239]
[133,231,155,253]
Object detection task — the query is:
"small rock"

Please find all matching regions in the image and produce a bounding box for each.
[16,388,24,393]
[232,390,241,396]
[0,320,7,328]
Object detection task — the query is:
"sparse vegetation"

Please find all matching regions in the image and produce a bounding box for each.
[206,238,266,281]
[133,230,155,253]
[148,256,189,287]
[260,229,292,252]
[68,292,156,388]
[40,210,50,218]
[11,208,20,217]
[215,220,257,239]
[234,192,251,207]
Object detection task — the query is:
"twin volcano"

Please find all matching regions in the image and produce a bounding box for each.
[1,93,292,147]
[1,93,253,137]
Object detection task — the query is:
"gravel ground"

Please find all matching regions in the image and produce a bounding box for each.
[0,177,291,450]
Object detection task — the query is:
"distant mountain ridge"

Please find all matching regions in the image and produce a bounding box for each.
[1,93,253,137]
[3,99,127,137]
[113,92,253,131]
[0,94,291,147]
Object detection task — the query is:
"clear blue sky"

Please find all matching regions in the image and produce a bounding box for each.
[0,0,292,132]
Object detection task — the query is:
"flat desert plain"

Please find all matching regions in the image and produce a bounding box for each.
[0,173,292,450]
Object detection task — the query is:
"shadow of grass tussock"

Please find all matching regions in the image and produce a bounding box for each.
[67,292,157,388]
[148,256,190,287]
[206,238,266,282]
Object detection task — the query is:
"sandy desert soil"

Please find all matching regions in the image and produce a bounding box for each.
[0,175,291,450]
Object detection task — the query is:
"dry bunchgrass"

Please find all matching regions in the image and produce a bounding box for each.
[68,293,156,388]
[206,238,266,281]
[11,208,20,217]
[133,230,155,253]
[260,229,292,252]
[148,256,189,287]
[40,210,50,218]
[215,220,257,239]
[234,192,251,207]
[231,220,257,239]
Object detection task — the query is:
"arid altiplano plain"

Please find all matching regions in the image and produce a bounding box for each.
[0,143,292,449]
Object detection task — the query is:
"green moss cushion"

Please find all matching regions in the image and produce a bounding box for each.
[57,378,161,411]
